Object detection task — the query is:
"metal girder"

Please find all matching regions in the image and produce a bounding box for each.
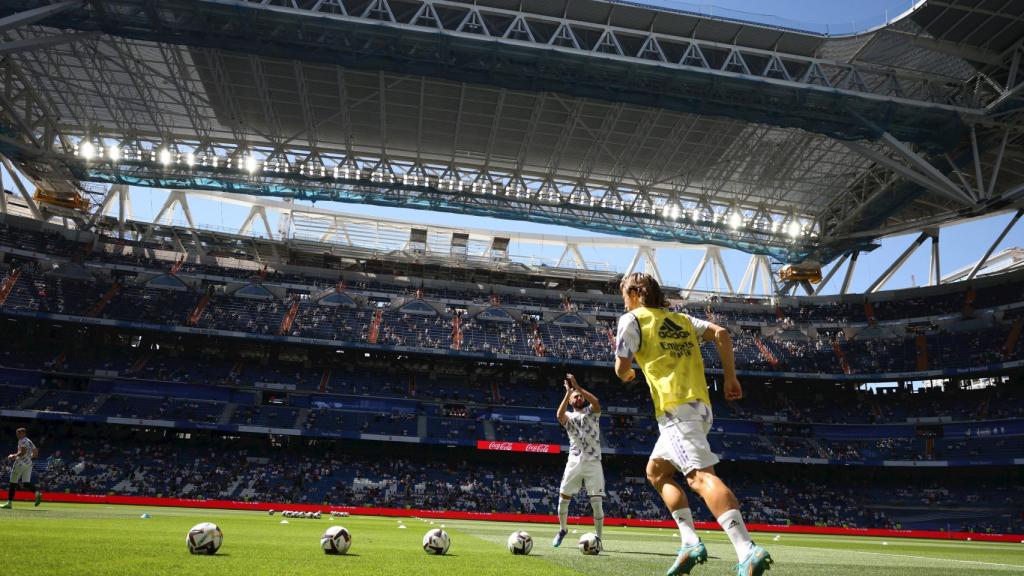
[556,243,588,270]
[0,0,80,34]
[843,134,977,206]
[704,247,734,294]
[66,139,819,261]
[944,247,1024,283]
[1,156,41,219]
[682,249,711,299]
[878,133,976,205]
[966,210,1023,281]
[198,0,983,111]
[736,254,757,295]
[736,254,774,296]
[813,253,849,296]
[840,251,859,295]
[929,229,940,287]
[116,183,128,238]
[87,185,117,226]
[0,31,98,55]
[866,231,931,293]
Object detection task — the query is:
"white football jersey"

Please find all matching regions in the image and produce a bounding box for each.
[15,437,35,466]
[564,406,601,461]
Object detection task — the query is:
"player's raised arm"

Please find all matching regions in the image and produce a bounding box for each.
[556,378,572,426]
[703,322,742,401]
[567,374,600,414]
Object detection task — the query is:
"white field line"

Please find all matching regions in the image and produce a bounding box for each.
[844,548,1024,569]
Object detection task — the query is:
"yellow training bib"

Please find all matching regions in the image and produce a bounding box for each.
[629,307,710,418]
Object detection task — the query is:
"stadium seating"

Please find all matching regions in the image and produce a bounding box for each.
[2,218,1023,535]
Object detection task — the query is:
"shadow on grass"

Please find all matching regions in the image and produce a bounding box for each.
[609,550,724,560]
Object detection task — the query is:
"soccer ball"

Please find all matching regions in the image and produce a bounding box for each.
[320,525,352,555]
[422,528,451,555]
[186,522,223,555]
[578,532,602,555]
[507,530,533,555]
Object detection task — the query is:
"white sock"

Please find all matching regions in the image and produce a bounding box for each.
[558,497,570,531]
[589,496,604,538]
[717,509,754,560]
[671,508,700,546]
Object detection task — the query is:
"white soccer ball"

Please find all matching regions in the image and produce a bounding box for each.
[320,525,352,555]
[507,530,533,555]
[422,528,451,555]
[186,522,223,555]
[578,532,602,555]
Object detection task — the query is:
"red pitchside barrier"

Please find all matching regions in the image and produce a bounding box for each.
[10,491,1023,543]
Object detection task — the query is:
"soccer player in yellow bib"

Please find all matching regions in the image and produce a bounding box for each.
[614,273,772,576]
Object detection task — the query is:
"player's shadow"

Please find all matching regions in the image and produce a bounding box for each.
[615,550,721,560]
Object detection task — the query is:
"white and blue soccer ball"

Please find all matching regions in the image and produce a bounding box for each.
[186,522,223,555]
[578,532,602,555]
[320,525,352,555]
[507,530,533,555]
[422,528,451,555]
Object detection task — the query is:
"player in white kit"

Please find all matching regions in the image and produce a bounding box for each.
[2,428,42,509]
[552,373,605,547]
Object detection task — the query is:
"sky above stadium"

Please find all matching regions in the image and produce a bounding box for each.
[641,0,922,35]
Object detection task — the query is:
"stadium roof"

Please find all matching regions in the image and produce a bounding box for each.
[0,0,1021,268]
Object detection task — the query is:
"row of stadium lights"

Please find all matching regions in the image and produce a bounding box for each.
[76,141,812,240]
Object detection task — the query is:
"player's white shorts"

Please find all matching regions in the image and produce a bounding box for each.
[651,401,719,475]
[559,457,605,497]
[9,461,32,484]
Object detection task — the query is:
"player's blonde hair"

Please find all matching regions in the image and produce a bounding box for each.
[620,272,668,308]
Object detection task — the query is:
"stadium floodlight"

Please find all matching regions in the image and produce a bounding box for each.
[728,212,742,229]
[107,145,120,162]
[185,153,195,167]
[788,221,801,238]
[79,141,96,160]
[245,155,259,173]
[159,148,172,165]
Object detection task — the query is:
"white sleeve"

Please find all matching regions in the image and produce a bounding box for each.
[687,314,712,338]
[615,313,641,358]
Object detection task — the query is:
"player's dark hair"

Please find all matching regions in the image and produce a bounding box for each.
[620,272,668,308]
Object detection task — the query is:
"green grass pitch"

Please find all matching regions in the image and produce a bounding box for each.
[1,503,1022,575]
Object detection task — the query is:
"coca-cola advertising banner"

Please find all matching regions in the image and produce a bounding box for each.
[476,440,560,454]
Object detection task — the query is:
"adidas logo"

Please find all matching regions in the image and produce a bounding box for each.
[658,317,689,340]
[725,520,739,529]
